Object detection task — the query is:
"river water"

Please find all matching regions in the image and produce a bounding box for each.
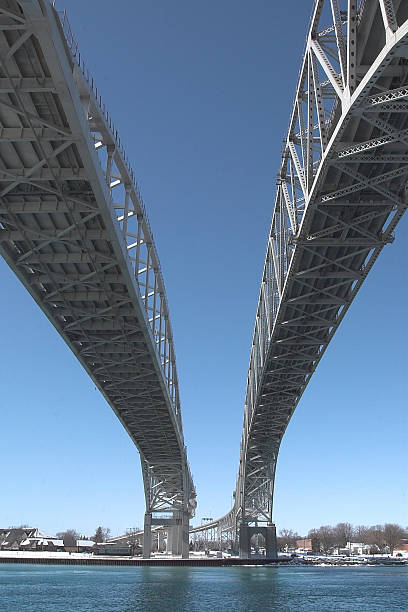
[0,563,406,611]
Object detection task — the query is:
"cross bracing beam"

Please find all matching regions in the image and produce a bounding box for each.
[0,167,88,180]
[204,0,408,552]
[0,197,98,212]
[0,0,195,542]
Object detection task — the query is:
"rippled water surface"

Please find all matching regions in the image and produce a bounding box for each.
[0,563,407,611]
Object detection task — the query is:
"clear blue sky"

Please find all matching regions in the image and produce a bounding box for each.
[1,0,407,538]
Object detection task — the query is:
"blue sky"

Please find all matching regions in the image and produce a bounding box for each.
[1,0,407,538]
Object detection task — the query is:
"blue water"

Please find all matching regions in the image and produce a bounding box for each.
[0,564,407,611]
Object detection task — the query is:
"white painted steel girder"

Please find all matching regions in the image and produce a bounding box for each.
[203,0,408,546]
[0,0,195,521]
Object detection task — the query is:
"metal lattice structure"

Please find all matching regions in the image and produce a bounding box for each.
[0,0,195,555]
[192,0,408,554]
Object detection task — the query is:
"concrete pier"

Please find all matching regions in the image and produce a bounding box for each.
[167,511,189,559]
[143,512,152,558]
[239,523,277,559]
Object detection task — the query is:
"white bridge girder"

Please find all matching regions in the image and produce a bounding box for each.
[0,0,195,555]
[194,0,408,556]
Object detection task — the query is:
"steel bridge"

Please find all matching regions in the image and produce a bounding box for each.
[191,0,408,558]
[1,0,408,560]
[0,0,195,558]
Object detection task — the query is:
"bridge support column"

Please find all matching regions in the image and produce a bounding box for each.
[239,523,250,559]
[166,527,173,554]
[143,512,152,558]
[158,529,166,552]
[171,523,180,556]
[239,523,277,559]
[181,510,190,559]
[169,510,189,558]
[265,524,277,559]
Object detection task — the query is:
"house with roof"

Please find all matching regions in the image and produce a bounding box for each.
[0,528,64,552]
[0,528,38,550]
[346,542,372,555]
[75,540,95,553]
[20,535,64,551]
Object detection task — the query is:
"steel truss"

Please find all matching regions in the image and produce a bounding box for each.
[198,0,408,551]
[190,515,236,552]
[0,0,195,543]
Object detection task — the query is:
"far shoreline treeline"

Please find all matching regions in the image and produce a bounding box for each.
[278,522,407,554]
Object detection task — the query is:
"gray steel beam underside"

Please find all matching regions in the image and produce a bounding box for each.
[196,0,408,543]
[0,0,195,518]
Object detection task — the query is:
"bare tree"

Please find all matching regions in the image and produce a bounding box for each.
[366,525,385,551]
[276,522,407,555]
[353,525,369,543]
[383,524,405,555]
[99,527,111,542]
[307,528,321,552]
[308,526,335,553]
[277,528,299,550]
[333,523,353,547]
[126,527,142,556]
[56,529,80,547]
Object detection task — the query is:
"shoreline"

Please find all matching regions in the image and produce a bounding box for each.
[0,555,283,567]
[0,553,406,568]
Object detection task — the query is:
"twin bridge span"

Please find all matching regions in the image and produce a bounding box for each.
[0,0,407,560]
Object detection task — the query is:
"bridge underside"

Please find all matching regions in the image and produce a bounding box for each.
[0,0,194,556]
[197,0,408,555]
[239,0,408,536]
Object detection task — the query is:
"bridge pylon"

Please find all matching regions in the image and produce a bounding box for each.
[166,510,190,558]
[238,522,277,560]
[142,457,194,558]
[143,510,190,559]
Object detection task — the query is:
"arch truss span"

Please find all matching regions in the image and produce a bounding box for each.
[190,514,236,554]
[207,0,408,558]
[0,0,195,557]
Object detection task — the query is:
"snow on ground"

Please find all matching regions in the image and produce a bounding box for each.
[0,550,228,560]
[0,551,101,560]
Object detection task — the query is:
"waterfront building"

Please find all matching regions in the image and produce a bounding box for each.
[346,542,372,555]
[0,528,58,551]
[95,542,138,556]
[332,547,350,556]
[295,538,319,553]
[20,536,64,552]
